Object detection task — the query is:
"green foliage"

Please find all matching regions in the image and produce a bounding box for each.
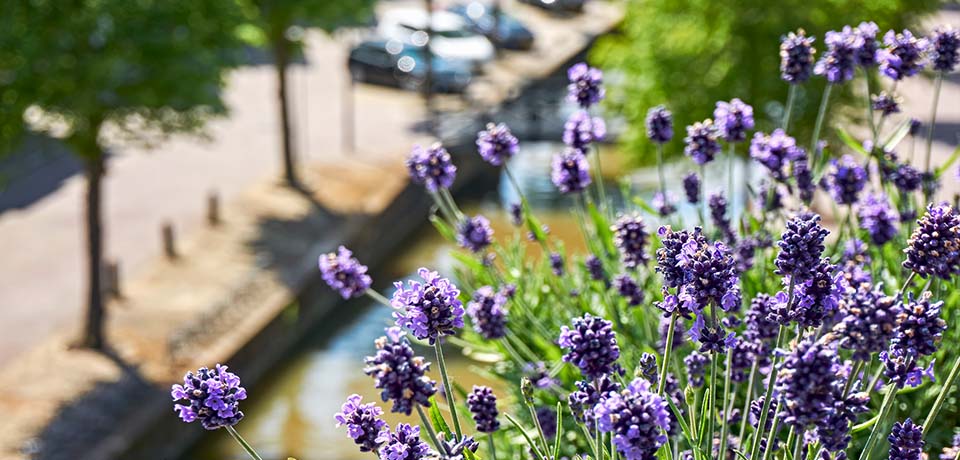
[0,0,246,153]
[239,0,376,50]
[590,0,938,164]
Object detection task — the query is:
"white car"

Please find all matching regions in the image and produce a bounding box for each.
[377,8,495,69]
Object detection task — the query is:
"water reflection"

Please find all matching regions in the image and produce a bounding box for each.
[184,143,753,460]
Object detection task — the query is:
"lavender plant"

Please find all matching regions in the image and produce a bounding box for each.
[174,21,960,460]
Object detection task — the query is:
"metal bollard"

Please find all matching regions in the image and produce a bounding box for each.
[162,222,177,259]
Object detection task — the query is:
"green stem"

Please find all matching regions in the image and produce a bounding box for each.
[699,164,707,227]
[657,143,667,198]
[505,413,545,460]
[727,144,735,205]
[898,271,917,300]
[416,404,444,449]
[224,425,264,460]
[737,361,759,443]
[760,401,782,460]
[857,384,899,460]
[488,433,498,460]
[365,289,394,309]
[434,341,464,439]
[719,352,734,460]
[439,187,464,221]
[923,355,960,434]
[592,143,610,218]
[526,397,553,458]
[748,325,786,460]
[708,354,718,460]
[865,72,876,142]
[658,312,678,394]
[810,84,834,169]
[783,84,798,130]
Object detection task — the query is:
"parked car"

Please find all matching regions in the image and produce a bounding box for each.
[447,2,535,50]
[347,39,473,94]
[377,8,495,69]
[518,0,585,13]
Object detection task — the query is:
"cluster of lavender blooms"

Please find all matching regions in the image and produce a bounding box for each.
[172,19,960,460]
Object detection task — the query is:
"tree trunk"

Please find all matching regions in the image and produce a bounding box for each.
[274,39,297,186]
[80,151,106,350]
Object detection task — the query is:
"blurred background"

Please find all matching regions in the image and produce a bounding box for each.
[0,0,956,459]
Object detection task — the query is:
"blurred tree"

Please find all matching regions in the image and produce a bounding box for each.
[238,0,377,186]
[0,0,245,349]
[591,0,939,164]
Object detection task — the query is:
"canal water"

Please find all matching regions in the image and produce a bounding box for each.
[182,143,750,460]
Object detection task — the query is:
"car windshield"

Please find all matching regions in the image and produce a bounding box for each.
[432,28,476,39]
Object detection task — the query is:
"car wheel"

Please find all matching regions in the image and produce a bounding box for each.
[350,66,366,83]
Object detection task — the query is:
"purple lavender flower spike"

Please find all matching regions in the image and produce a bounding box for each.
[714,99,754,143]
[903,204,960,279]
[892,291,947,357]
[319,246,373,299]
[456,215,494,253]
[567,62,605,108]
[563,110,606,150]
[549,252,564,276]
[878,30,930,81]
[436,433,479,459]
[709,192,735,242]
[815,26,862,83]
[476,122,519,167]
[786,258,847,328]
[858,192,900,245]
[929,26,960,73]
[889,419,925,460]
[407,143,456,192]
[639,352,659,382]
[172,364,247,430]
[943,433,960,460]
[377,423,433,460]
[745,293,780,342]
[750,129,805,182]
[653,191,678,217]
[364,327,437,414]
[684,350,710,387]
[683,172,701,204]
[833,285,901,360]
[559,313,622,379]
[646,105,674,143]
[775,338,840,428]
[612,213,650,269]
[466,286,507,340]
[594,378,671,460]
[872,92,902,116]
[775,211,830,283]
[882,347,936,388]
[854,22,880,67]
[335,394,388,453]
[828,154,869,205]
[466,385,500,433]
[585,255,606,282]
[568,376,621,423]
[656,226,708,292]
[392,268,464,344]
[794,159,816,203]
[816,387,869,455]
[536,406,557,440]
[551,148,591,194]
[891,162,922,193]
[613,273,644,307]
[677,238,742,313]
[684,119,722,164]
[781,29,817,84]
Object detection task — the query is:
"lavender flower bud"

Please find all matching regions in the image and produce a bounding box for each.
[594,378,671,460]
[683,172,701,204]
[646,105,674,143]
[335,394,388,452]
[684,351,710,387]
[654,191,678,217]
[878,30,930,81]
[559,313,623,379]
[709,192,735,242]
[833,285,900,361]
[750,129,805,182]
[563,110,606,150]
[364,327,437,415]
[613,213,650,269]
[585,255,607,282]
[550,252,564,276]
[858,192,899,245]
[684,119,722,164]
[714,99,755,143]
[319,246,373,299]
[854,22,880,67]
[551,148,591,194]
[613,273,644,307]
[567,62,605,108]
[781,29,817,84]
[881,347,936,389]
[466,386,500,433]
[466,286,508,340]
[456,215,494,253]
[892,291,947,357]
[872,92,902,116]
[815,26,861,83]
[638,352,658,382]
[828,154,868,205]
[476,122,519,166]
[171,364,247,430]
[903,204,960,279]
[392,268,464,344]
[407,143,456,192]
[788,258,847,328]
[929,26,960,73]
[889,419,925,460]
[776,211,829,280]
[568,376,621,424]
[775,338,840,428]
